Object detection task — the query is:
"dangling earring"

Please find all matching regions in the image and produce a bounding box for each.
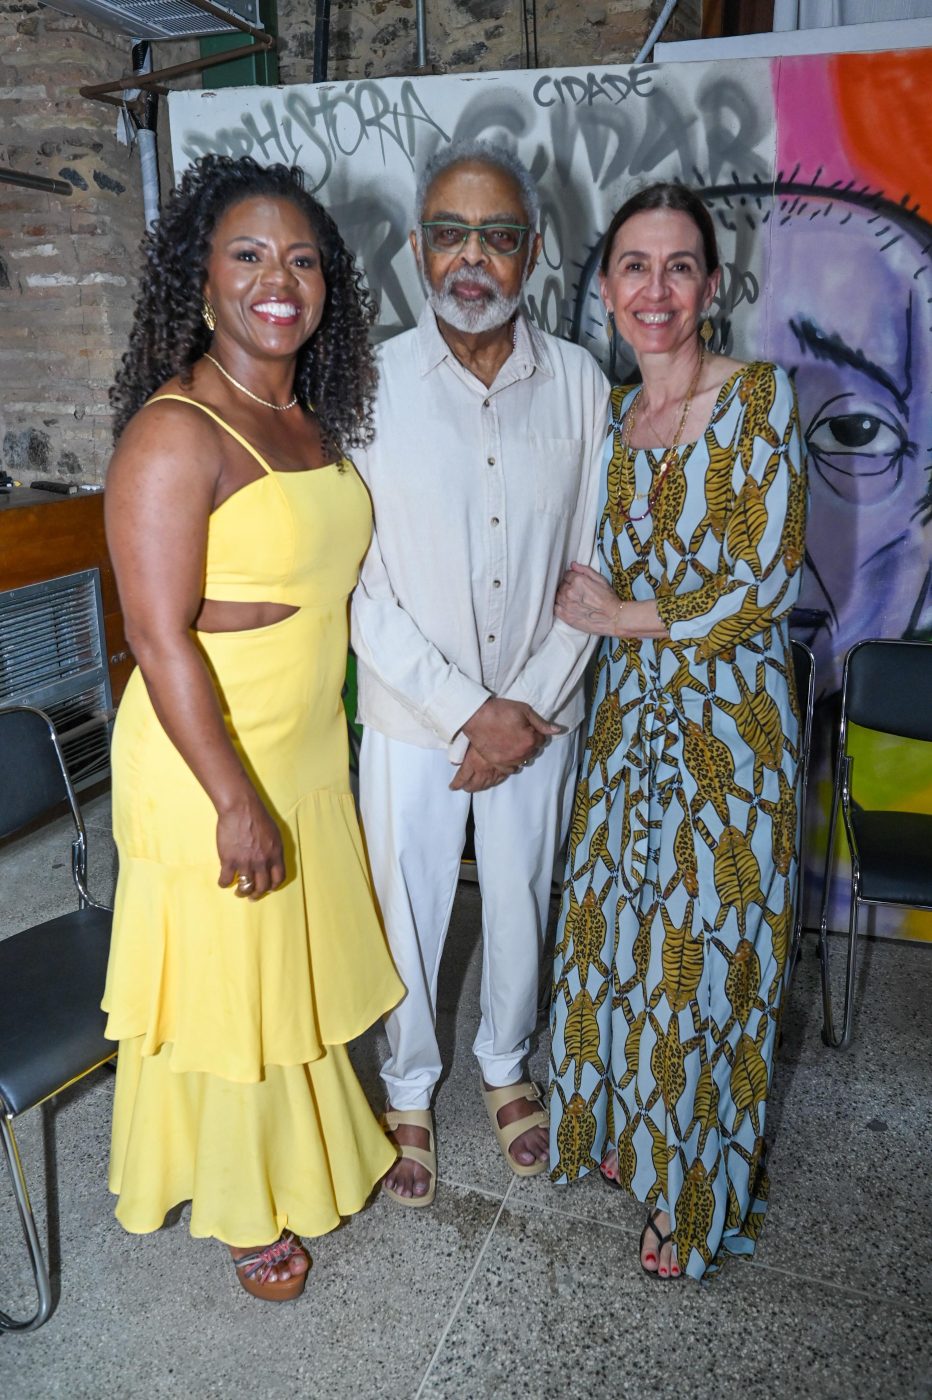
[699,315,713,346]
[605,308,616,342]
[201,298,216,332]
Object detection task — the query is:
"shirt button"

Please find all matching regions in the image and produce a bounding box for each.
[491,516,499,526]
[492,579,501,589]
[483,398,491,407]
[487,456,496,466]
[487,634,496,643]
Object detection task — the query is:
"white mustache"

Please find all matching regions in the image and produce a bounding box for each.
[422,251,523,334]
[442,265,500,296]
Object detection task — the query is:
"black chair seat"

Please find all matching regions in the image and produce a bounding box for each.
[0,906,114,1117]
[0,704,115,1331]
[819,640,932,1049]
[851,809,932,908]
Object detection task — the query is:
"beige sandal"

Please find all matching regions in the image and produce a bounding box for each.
[482,1081,549,1178]
[381,1108,437,1208]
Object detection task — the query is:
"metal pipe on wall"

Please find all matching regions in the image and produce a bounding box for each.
[313,0,332,82]
[416,0,428,67]
[634,0,679,63]
[0,169,73,197]
[131,41,161,231]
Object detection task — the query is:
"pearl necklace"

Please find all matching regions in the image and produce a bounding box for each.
[617,346,705,523]
[204,353,298,412]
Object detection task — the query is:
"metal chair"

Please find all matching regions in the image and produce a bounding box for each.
[789,639,816,980]
[818,639,932,1049]
[0,705,114,1332]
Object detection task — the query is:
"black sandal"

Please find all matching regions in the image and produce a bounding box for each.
[639,1209,679,1280]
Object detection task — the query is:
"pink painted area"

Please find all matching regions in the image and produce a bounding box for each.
[773,55,852,185]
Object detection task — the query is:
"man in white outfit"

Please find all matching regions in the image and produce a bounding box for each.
[351,140,608,1203]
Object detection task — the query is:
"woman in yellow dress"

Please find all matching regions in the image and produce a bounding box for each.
[103,154,403,1301]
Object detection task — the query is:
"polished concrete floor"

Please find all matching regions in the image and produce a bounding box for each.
[1,793,931,1399]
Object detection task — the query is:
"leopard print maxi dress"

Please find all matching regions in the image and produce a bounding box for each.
[548,361,807,1280]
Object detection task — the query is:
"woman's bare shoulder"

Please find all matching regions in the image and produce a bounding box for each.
[109,390,223,479]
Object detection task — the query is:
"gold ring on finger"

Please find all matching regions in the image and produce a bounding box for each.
[236,874,256,894]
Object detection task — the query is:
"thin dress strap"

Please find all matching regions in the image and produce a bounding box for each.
[144,394,276,477]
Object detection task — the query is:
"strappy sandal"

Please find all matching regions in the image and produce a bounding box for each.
[639,1209,680,1281]
[382,1108,436,1208]
[232,1230,310,1302]
[482,1081,549,1178]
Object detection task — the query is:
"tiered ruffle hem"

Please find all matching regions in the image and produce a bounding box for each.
[104,615,403,1246]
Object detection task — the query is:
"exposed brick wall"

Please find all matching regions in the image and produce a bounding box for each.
[1,1,700,482]
[0,4,196,482]
[277,0,701,82]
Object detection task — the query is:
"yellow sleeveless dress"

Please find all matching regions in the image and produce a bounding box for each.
[103,397,403,1247]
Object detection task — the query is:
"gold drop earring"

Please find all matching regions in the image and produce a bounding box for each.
[605,308,616,342]
[202,298,217,332]
[699,313,713,345]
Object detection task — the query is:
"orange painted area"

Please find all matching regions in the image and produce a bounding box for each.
[832,50,932,217]
[826,47,932,942]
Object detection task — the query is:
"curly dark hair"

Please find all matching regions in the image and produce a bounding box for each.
[110,154,378,450]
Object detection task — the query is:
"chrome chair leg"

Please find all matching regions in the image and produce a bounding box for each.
[818,924,837,1046]
[778,859,806,1037]
[818,763,843,1046]
[790,857,805,980]
[838,885,862,1050]
[822,879,862,1050]
[0,1114,53,1332]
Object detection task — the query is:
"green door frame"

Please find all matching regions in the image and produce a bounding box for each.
[199,1,279,86]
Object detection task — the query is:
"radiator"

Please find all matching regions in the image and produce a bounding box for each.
[0,569,113,788]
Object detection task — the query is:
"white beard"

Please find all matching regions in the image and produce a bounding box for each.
[424,263,522,334]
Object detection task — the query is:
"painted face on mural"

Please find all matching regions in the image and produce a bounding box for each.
[761,199,932,698]
[411,159,541,334]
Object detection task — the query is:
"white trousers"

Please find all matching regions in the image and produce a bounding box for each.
[359,727,580,1111]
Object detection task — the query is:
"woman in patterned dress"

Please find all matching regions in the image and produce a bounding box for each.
[548,183,806,1281]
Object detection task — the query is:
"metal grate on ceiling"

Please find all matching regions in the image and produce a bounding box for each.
[40,0,262,40]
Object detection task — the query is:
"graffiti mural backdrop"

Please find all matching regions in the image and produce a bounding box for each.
[170,48,932,938]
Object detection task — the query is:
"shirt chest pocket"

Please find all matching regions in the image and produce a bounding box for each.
[528,436,584,517]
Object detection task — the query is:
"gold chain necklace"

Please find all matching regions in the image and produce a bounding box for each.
[204,353,298,412]
[618,346,705,523]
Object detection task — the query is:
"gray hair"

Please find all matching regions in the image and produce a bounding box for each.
[414,139,541,231]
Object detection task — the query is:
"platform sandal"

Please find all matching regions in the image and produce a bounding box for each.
[232,1230,310,1302]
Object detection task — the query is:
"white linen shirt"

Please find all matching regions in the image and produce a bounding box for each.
[350,305,610,758]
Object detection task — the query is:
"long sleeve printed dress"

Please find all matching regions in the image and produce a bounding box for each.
[548,361,807,1279]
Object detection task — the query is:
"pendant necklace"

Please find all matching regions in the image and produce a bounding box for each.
[618,346,705,523]
[204,353,298,412]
